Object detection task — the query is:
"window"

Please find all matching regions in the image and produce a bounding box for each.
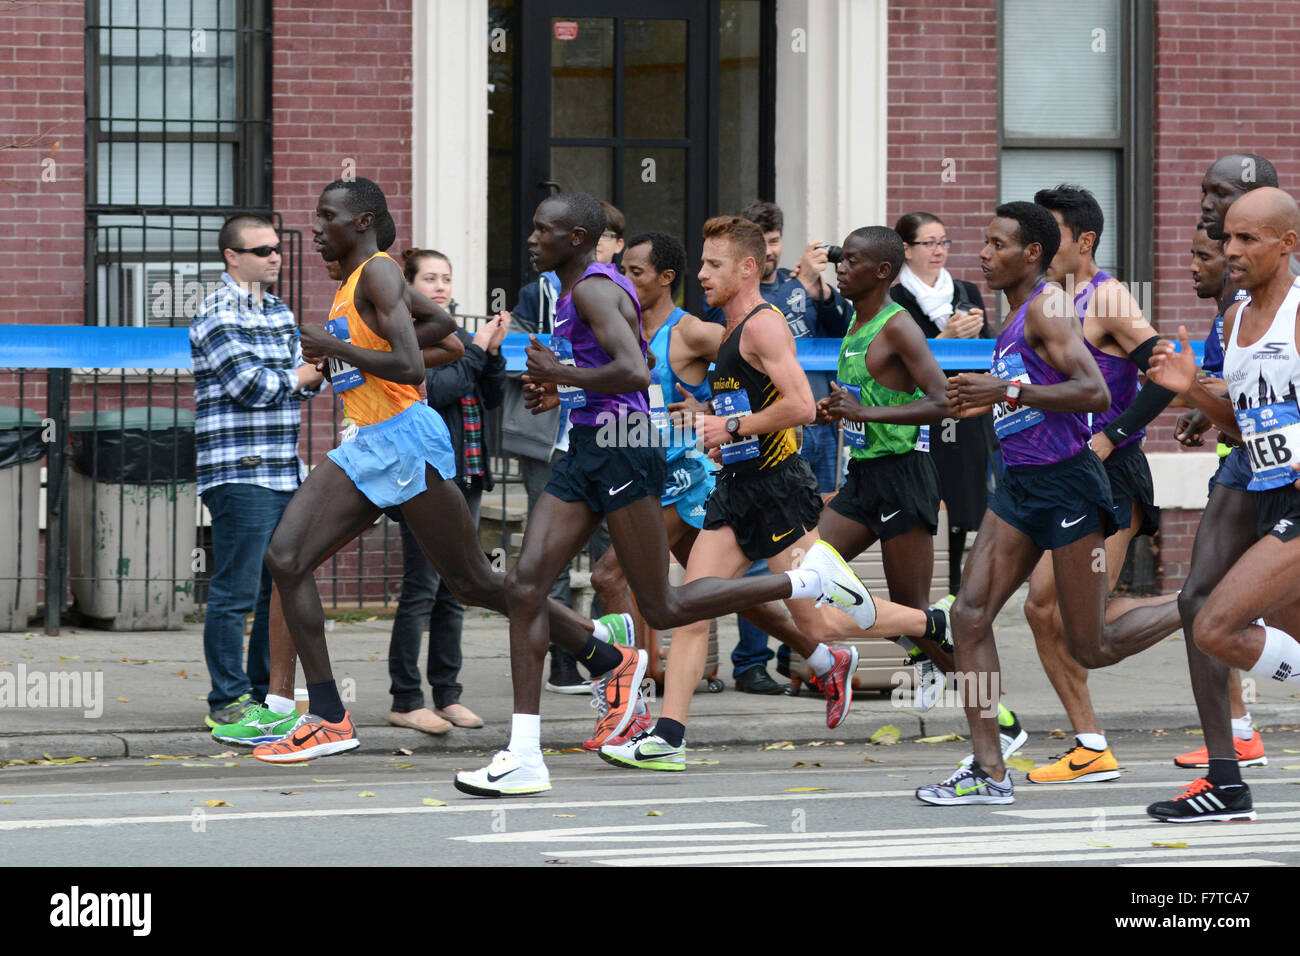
[85,0,273,327]
[998,0,1153,282]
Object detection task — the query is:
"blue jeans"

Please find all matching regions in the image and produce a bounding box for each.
[388,486,481,711]
[201,483,294,707]
[731,559,788,676]
[799,421,840,493]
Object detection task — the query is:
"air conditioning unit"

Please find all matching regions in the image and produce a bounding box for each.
[95,261,226,329]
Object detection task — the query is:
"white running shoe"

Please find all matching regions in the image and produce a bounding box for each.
[799,540,877,629]
[454,750,552,797]
[913,657,946,712]
[916,761,1015,806]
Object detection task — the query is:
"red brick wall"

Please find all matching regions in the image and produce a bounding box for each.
[1147,0,1300,584]
[886,1,998,287]
[0,0,85,333]
[271,0,414,602]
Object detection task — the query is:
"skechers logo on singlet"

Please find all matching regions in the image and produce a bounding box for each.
[1276,662,1293,681]
[1252,342,1290,360]
[713,376,742,392]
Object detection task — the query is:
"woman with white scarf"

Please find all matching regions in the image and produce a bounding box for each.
[890,211,995,596]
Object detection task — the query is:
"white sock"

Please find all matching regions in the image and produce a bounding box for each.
[1232,712,1254,740]
[807,643,835,677]
[264,694,294,715]
[508,713,543,760]
[1075,732,1107,751]
[1246,625,1300,685]
[592,618,612,642]
[785,567,822,600]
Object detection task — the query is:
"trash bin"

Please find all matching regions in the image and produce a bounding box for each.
[67,406,197,630]
[0,407,44,630]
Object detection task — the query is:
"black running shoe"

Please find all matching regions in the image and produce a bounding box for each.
[1146,778,1255,823]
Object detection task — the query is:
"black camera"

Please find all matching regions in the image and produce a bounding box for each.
[820,244,843,264]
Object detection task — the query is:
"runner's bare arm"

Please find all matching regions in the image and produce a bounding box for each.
[404,286,464,367]
[1021,284,1110,413]
[824,312,949,426]
[523,277,651,394]
[1148,323,1241,441]
[675,311,726,365]
[300,257,425,385]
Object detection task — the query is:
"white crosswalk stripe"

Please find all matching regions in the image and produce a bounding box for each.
[452,807,1300,867]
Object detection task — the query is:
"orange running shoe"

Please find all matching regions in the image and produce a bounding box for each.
[253,712,360,763]
[1027,742,1120,783]
[1173,731,1268,769]
[588,646,648,748]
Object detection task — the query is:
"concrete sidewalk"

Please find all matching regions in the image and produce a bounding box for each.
[2,588,1298,762]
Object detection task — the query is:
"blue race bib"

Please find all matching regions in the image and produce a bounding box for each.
[714,389,760,464]
[323,318,365,394]
[833,381,868,450]
[1237,400,1300,491]
[549,336,586,409]
[991,352,1044,440]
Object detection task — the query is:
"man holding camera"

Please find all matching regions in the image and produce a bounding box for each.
[704,200,851,692]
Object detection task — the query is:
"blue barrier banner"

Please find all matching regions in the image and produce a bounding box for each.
[1,326,1206,373]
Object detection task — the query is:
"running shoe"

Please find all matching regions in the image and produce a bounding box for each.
[959,706,1028,768]
[821,645,858,730]
[927,593,955,654]
[1173,731,1268,768]
[583,694,652,751]
[912,655,946,712]
[916,761,1014,806]
[599,730,685,772]
[252,712,359,763]
[1027,741,1121,783]
[205,693,256,729]
[588,646,649,748]
[596,612,635,647]
[211,703,304,746]
[544,647,591,694]
[1146,778,1255,823]
[454,750,552,797]
[800,539,877,629]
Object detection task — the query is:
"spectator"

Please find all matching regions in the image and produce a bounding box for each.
[890,211,995,595]
[385,249,507,733]
[191,214,323,729]
[705,200,851,691]
[499,198,623,692]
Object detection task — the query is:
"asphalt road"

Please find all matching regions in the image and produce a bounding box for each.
[3,729,1299,868]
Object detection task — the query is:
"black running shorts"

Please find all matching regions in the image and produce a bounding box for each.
[704,455,823,561]
[545,420,667,516]
[989,447,1118,552]
[1103,441,1159,538]
[828,450,941,541]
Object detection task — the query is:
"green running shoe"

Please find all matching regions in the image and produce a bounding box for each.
[211,703,304,745]
[599,730,685,772]
[596,612,635,647]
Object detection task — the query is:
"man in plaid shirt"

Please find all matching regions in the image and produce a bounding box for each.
[191,214,323,730]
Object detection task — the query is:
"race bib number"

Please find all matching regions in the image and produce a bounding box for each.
[549,336,586,409]
[713,389,760,464]
[648,382,668,432]
[991,353,1043,440]
[915,424,930,453]
[1237,400,1300,490]
[323,319,365,394]
[834,382,867,450]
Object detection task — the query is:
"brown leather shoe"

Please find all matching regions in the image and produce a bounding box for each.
[388,708,452,735]
[434,703,484,729]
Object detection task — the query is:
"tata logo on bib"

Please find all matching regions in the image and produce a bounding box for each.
[554,20,579,41]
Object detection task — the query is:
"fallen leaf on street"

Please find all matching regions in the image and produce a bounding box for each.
[1087,839,1112,848]
[645,810,663,816]
[1006,757,1036,772]
[312,778,345,783]
[358,791,376,798]
[553,813,575,818]
[388,763,416,770]
[686,759,719,765]
[146,754,196,760]
[762,741,796,750]
[792,761,822,768]
[117,696,129,703]
[422,798,447,807]
[200,800,231,807]
[784,787,827,792]
[917,733,964,744]
[870,725,901,746]
[1048,729,1067,739]
[394,748,413,756]
[1152,841,1187,848]
[280,791,299,796]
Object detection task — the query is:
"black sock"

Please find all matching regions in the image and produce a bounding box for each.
[655,717,685,748]
[579,635,623,677]
[1207,756,1243,787]
[307,680,345,723]
[948,528,966,595]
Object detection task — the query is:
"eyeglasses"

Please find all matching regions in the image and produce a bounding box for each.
[229,244,282,257]
[907,239,952,250]
[600,231,620,241]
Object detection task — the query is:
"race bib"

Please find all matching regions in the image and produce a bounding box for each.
[834,382,868,450]
[323,319,365,394]
[713,389,760,464]
[549,336,586,409]
[991,352,1044,440]
[915,424,930,453]
[648,382,668,432]
[1237,400,1300,491]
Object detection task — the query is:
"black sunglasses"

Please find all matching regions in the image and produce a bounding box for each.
[229,244,282,257]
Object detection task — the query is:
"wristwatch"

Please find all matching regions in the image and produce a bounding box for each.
[725,416,742,437]
[1004,382,1022,410]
